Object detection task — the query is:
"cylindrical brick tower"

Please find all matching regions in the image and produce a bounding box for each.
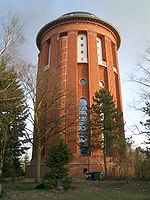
[27,12,124,178]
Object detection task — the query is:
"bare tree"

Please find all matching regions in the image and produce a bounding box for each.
[0,13,24,67]
[129,43,150,145]
[19,64,77,182]
[130,48,150,98]
[0,13,25,101]
[0,14,26,176]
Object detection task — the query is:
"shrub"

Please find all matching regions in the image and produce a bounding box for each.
[43,139,72,190]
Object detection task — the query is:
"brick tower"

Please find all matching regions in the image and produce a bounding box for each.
[27,12,124,178]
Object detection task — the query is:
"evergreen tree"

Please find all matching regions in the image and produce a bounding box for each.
[90,88,124,176]
[0,62,28,177]
[44,139,72,189]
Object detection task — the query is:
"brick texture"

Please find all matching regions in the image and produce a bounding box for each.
[26,13,124,178]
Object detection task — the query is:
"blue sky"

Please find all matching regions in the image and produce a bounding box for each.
[1,0,150,147]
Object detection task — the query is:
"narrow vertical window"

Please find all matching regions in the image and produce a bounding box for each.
[48,42,51,67]
[111,42,117,68]
[79,98,88,156]
[97,37,106,66]
[63,40,67,48]
[78,34,88,63]
[44,40,51,71]
[59,32,67,49]
[97,37,103,65]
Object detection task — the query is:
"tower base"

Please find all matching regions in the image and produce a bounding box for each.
[26,156,104,178]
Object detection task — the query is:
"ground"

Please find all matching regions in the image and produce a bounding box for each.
[1,178,150,200]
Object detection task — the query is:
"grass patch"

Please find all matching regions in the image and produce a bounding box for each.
[1,179,150,200]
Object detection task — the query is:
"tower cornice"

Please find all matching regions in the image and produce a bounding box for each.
[36,12,121,50]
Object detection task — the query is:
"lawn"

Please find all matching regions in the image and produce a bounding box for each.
[1,179,150,200]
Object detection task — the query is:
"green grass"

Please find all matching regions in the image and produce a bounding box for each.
[1,179,150,200]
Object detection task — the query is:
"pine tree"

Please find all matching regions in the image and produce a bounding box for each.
[90,88,124,177]
[0,62,28,177]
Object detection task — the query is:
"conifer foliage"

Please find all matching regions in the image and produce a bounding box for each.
[90,89,124,176]
[0,62,28,177]
[44,140,72,189]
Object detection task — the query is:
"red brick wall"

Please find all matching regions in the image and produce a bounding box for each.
[27,18,124,178]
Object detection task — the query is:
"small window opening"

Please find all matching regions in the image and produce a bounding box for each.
[80,79,86,85]
[99,81,104,88]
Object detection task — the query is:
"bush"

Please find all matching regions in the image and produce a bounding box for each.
[43,139,72,190]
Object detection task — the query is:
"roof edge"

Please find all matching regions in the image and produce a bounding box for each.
[36,13,121,50]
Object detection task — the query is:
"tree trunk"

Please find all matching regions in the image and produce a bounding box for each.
[103,135,107,177]
[0,154,3,176]
[0,130,8,177]
[103,148,107,177]
[87,155,90,172]
[0,141,6,176]
[36,146,41,183]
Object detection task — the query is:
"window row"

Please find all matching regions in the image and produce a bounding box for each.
[79,78,105,88]
[43,34,117,70]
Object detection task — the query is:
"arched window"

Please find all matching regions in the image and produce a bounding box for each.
[79,98,88,156]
